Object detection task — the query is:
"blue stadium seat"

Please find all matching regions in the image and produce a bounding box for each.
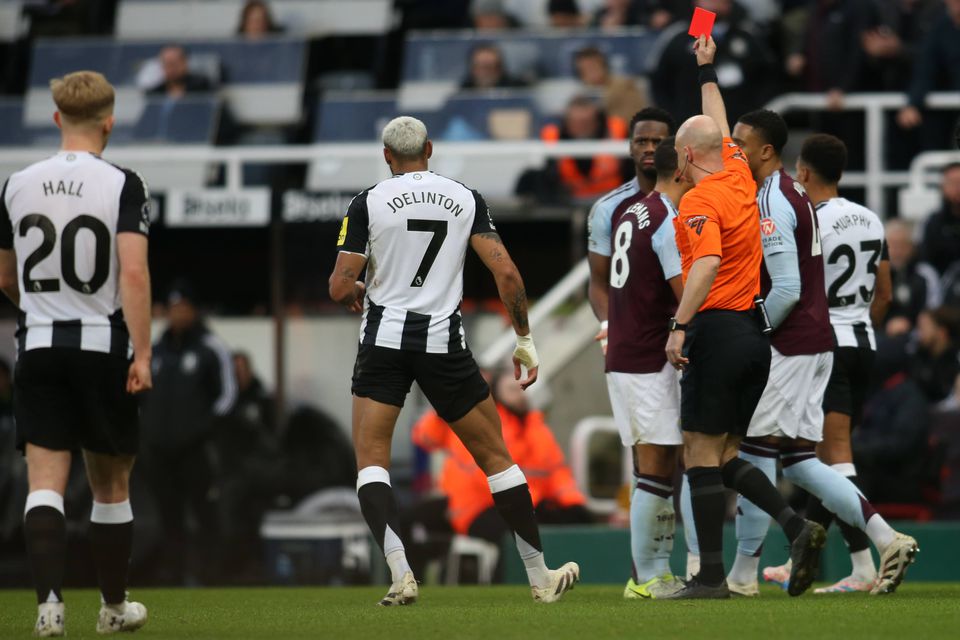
[401,29,660,84]
[132,96,222,144]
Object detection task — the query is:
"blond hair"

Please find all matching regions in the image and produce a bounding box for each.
[382,116,429,159]
[49,71,115,127]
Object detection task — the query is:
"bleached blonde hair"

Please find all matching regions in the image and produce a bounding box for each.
[49,71,115,127]
[382,116,429,159]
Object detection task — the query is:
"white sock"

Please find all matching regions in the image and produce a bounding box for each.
[679,473,699,555]
[630,475,674,583]
[783,457,868,529]
[516,533,550,588]
[865,513,896,551]
[384,525,411,583]
[850,548,877,581]
[728,554,760,586]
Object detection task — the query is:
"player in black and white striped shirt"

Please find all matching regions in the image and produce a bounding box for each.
[329,116,579,606]
[0,71,151,636]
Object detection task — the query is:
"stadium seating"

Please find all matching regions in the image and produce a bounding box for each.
[115,0,392,39]
[26,37,307,126]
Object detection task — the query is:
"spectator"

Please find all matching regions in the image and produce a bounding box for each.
[573,46,646,124]
[861,0,940,92]
[590,0,681,30]
[411,372,590,544]
[471,0,522,29]
[854,340,931,504]
[547,0,585,27]
[538,95,630,200]
[919,162,960,275]
[909,307,960,402]
[148,45,214,99]
[884,218,942,336]
[649,0,776,124]
[236,0,284,39]
[460,44,527,90]
[276,406,355,504]
[896,0,960,146]
[230,351,275,432]
[139,281,238,584]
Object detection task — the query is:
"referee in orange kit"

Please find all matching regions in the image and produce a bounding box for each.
[662,35,826,599]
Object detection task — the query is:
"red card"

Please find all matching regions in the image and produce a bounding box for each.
[688,7,716,38]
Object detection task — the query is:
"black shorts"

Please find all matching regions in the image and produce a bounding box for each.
[15,348,139,455]
[680,310,771,436]
[822,346,874,425]
[351,344,490,423]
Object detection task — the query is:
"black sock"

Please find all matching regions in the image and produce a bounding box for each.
[836,475,871,553]
[357,481,403,554]
[491,484,543,553]
[805,495,835,530]
[721,457,805,542]
[24,506,66,604]
[90,522,133,604]
[686,466,726,586]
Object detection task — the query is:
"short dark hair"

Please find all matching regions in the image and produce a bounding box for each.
[548,0,580,14]
[653,136,678,179]
[800,134,847,184]
[928,306,960,341]
[737,109,788,155]
[628,107,676,136]
[574,45,607,65]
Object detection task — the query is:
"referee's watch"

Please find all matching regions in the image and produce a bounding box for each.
[668,317,688,332]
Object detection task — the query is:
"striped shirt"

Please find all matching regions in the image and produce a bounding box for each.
[0,151,150,356]
[816,197,888,350]
[337,171,495,353]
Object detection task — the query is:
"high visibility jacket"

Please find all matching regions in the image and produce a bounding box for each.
[541,116,628,199]
[412,406,586,534]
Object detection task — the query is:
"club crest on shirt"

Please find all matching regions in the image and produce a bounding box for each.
[760,218,777,236]
[686,215,707,236]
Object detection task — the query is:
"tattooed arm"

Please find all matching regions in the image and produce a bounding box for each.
[328,251,368,313]
[471,231,539,388]
[471,231,529,334]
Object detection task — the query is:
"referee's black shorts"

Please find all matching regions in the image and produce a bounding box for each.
[15,348,139,455]
[352,344,490,423]
[822,346,874,425]
[680,309,771,436]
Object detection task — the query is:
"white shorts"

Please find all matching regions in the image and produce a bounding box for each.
[747,348,833,441]
[606,364,682,447]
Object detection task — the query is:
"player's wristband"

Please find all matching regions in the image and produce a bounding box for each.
[698,63,718,86]
[514,333,540,369]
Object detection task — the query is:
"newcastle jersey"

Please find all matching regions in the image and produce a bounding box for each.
[0,151,150,356]
[337,171,495,353]
[816,197,887,350]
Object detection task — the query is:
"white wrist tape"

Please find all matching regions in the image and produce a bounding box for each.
[600,320,609,349]
[514,333,539,369]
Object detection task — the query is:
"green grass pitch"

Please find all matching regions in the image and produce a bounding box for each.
[2,584,959,639]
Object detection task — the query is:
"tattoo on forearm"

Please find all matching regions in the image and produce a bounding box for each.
[509,287,528,331]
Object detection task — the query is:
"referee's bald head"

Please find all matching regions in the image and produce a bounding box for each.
[676,115,723,158]
[382,116,430,161]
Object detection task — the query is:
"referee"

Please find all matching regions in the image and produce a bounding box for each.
[663,36,825,599]
[329,116,578,606]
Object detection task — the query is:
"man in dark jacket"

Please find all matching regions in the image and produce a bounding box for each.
[920,163,960,276]
[139,282,237,584]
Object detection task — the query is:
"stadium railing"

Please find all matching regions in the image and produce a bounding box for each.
[766,91,960,214]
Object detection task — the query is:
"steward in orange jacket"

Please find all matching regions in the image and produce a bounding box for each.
[412,378,588,535]
[541,96,629,200]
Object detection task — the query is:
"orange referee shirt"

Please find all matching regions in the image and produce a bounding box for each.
[675,137,762,312]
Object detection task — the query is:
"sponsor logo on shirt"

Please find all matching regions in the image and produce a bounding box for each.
[760,218,777,236]
[337,216,349,246]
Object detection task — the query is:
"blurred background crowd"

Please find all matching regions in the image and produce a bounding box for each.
[0,0,959,587]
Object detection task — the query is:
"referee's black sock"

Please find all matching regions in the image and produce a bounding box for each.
[23,491,67,604]
[90,500,134,605]
[721,458,805,542]
[686,467,726,586]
